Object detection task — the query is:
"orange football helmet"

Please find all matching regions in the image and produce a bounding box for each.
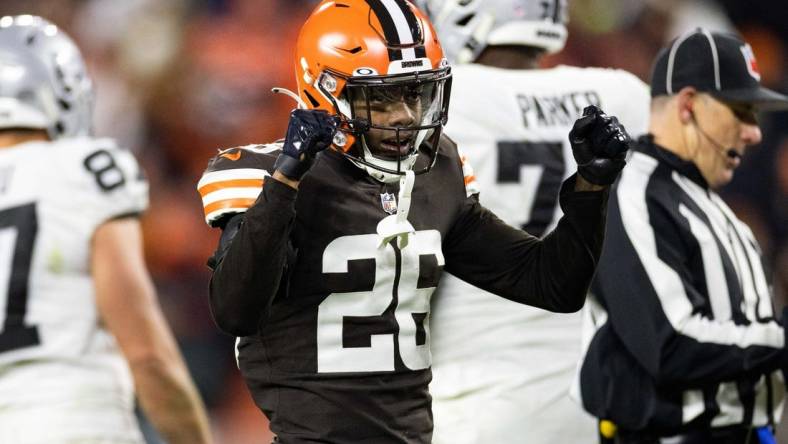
[294,0,451,182]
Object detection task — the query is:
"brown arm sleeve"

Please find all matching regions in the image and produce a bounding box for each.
[208,177,297,336]
[443,174,609,313]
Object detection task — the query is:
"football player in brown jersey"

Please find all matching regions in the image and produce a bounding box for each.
[197,0,630,442]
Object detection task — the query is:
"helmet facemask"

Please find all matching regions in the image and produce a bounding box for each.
[318,66,452,183]
[47,43,94,138]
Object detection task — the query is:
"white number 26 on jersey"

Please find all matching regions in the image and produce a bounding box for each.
[318,231,443,373]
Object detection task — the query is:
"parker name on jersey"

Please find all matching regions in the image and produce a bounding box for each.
[516,89,602,128]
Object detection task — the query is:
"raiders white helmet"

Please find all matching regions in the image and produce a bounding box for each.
[0,30,59,135]
[415,0,568,63]
[0,15,94,138]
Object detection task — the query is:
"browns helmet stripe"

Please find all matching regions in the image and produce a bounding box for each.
[365,0,424,62]
[365,0,403,61]
[394,0,427,58]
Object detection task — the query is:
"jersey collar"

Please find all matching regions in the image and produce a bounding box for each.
[634,134,709,189]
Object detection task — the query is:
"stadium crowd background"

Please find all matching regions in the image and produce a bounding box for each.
[0,0,785,442]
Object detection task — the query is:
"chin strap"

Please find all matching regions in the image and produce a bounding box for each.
[271,87,307,109]
[377,169,416,249]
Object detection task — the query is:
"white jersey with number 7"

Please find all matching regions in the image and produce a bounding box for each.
[429,64,650,444]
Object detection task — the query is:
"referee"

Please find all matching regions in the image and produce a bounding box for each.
[576,29,788,444]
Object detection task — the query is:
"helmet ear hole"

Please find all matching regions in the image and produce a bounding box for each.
[455,14,474,27]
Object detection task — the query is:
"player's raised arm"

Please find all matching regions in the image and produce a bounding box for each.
[445,106,631,312]
[272,109,341,189]
[206,110,338,336]
[93,218,213,444]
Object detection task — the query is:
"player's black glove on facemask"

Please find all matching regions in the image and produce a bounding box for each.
[569,105,631,186]
[274,109,340,180]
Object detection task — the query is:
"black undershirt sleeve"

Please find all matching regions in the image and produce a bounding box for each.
[208,177,296,336]
[443,174,609,313]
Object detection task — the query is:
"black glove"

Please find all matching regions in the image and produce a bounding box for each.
[569,105,631,186]
[274,109,340,180]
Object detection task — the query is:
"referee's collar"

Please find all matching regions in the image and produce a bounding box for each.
[634,134,709,189]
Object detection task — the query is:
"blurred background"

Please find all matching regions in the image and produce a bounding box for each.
[0,0,786,442]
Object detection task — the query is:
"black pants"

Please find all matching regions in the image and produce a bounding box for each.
[612,425,763,444]
[675,426,762,444]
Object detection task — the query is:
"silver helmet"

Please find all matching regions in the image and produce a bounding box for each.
[0,15,94,138]
[0,45,58,137]
[0,42,59,135]
[415,0,568,64]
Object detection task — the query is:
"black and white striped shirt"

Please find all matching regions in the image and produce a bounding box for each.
[576,136,786,435]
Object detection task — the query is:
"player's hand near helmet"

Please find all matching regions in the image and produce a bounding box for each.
[273,109,340,187]
[569,105,631,187]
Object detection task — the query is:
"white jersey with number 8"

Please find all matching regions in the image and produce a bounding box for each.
[0,137,147,443]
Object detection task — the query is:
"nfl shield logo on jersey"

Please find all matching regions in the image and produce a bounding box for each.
[380,192,397,214]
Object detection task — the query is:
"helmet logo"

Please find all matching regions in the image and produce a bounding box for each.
[401,60,424,68]
[353,67,378,76]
